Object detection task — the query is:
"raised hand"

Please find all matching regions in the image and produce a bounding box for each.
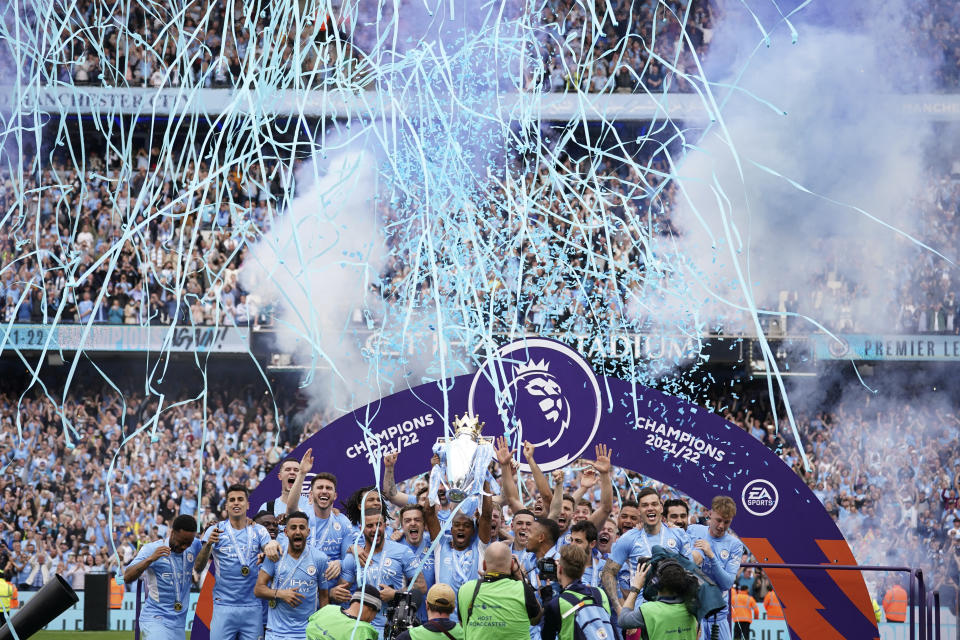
[495,436,514,467]
[383,451,398,468]
[590,443,612,475]
[522,440,536,464]
[300,448,314,473]
[579,468,598,490]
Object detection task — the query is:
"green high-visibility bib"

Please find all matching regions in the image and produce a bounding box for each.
[639,601,698,640]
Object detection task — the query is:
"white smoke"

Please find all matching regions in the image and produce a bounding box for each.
[664,1,938,336]
[240,147,390,419]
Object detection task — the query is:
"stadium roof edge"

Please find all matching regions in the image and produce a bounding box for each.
[3,87,960,122]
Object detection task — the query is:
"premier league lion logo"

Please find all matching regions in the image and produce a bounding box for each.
[504,359,571,448]
[468,338,602,472]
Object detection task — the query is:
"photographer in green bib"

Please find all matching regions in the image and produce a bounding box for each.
[541,544,618,640]
[618,561,699,640]
[457,542,542,640]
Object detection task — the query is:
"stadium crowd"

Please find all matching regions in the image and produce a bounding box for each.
[3,0,717,94]
[754,169,960,335]
[4,0,960,93]
[6,140,960,337]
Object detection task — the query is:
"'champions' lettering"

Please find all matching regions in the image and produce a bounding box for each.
[345,413,436,459]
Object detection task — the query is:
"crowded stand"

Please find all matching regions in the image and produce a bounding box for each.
[4,140,960,336]
[0,0,718,94]
[4,0,960,92]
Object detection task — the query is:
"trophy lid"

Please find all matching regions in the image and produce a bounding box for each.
[452,413,484,436]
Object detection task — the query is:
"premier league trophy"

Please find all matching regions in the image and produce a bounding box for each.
[429,414,495,504]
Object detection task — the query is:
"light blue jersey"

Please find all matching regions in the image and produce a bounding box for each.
[340,540,418,632]
[554,531,572,551]
[260,546,333,639]
[611,525,692,600]
[687,524,742,640]
[203,521,273,607]
[432,533,486,598]
[400,536,433,621]
[580,548,605,588]
[522,547,559,640]
[306,510,356,562]
[132,538,203,633]
[257,494,311,520]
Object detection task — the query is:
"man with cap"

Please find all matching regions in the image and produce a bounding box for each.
[394,584,463,640]
[306,584,381,640]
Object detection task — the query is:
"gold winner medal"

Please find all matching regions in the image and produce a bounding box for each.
[174,601,183,612]
[241,565,250,576]
[268,599,277,608]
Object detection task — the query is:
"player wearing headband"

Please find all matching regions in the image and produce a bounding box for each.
[332,508,426,636]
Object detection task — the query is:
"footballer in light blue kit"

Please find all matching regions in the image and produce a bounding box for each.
[395,504,434,622]
[429,515,489,621]
[335,509,425,636]
[255,511,333,640]
[301,473,356,561]
[195,484,282,640]
[604,488,692,605]
[123,515,203,640]
[686,496,742,640]
[568,522,604,588]
[277,456,357,566]
[256,458,305,521]
[252,512,281,640]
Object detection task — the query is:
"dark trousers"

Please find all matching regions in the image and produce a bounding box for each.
[733,621,751,639]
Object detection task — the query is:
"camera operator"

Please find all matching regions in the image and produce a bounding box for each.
[618,561,698,640]
[541,545,616,640]
[394,584,463,640]
[457,542,541,640]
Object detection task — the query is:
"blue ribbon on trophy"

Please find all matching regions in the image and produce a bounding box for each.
[429,414,495,514]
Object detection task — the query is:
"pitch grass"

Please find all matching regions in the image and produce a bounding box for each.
[32,633,192,639]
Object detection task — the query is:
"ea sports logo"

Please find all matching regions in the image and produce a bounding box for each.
[468,338,602,472]
[741,479,779,516]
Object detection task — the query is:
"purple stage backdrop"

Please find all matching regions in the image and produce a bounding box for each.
[191,338,877,640]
